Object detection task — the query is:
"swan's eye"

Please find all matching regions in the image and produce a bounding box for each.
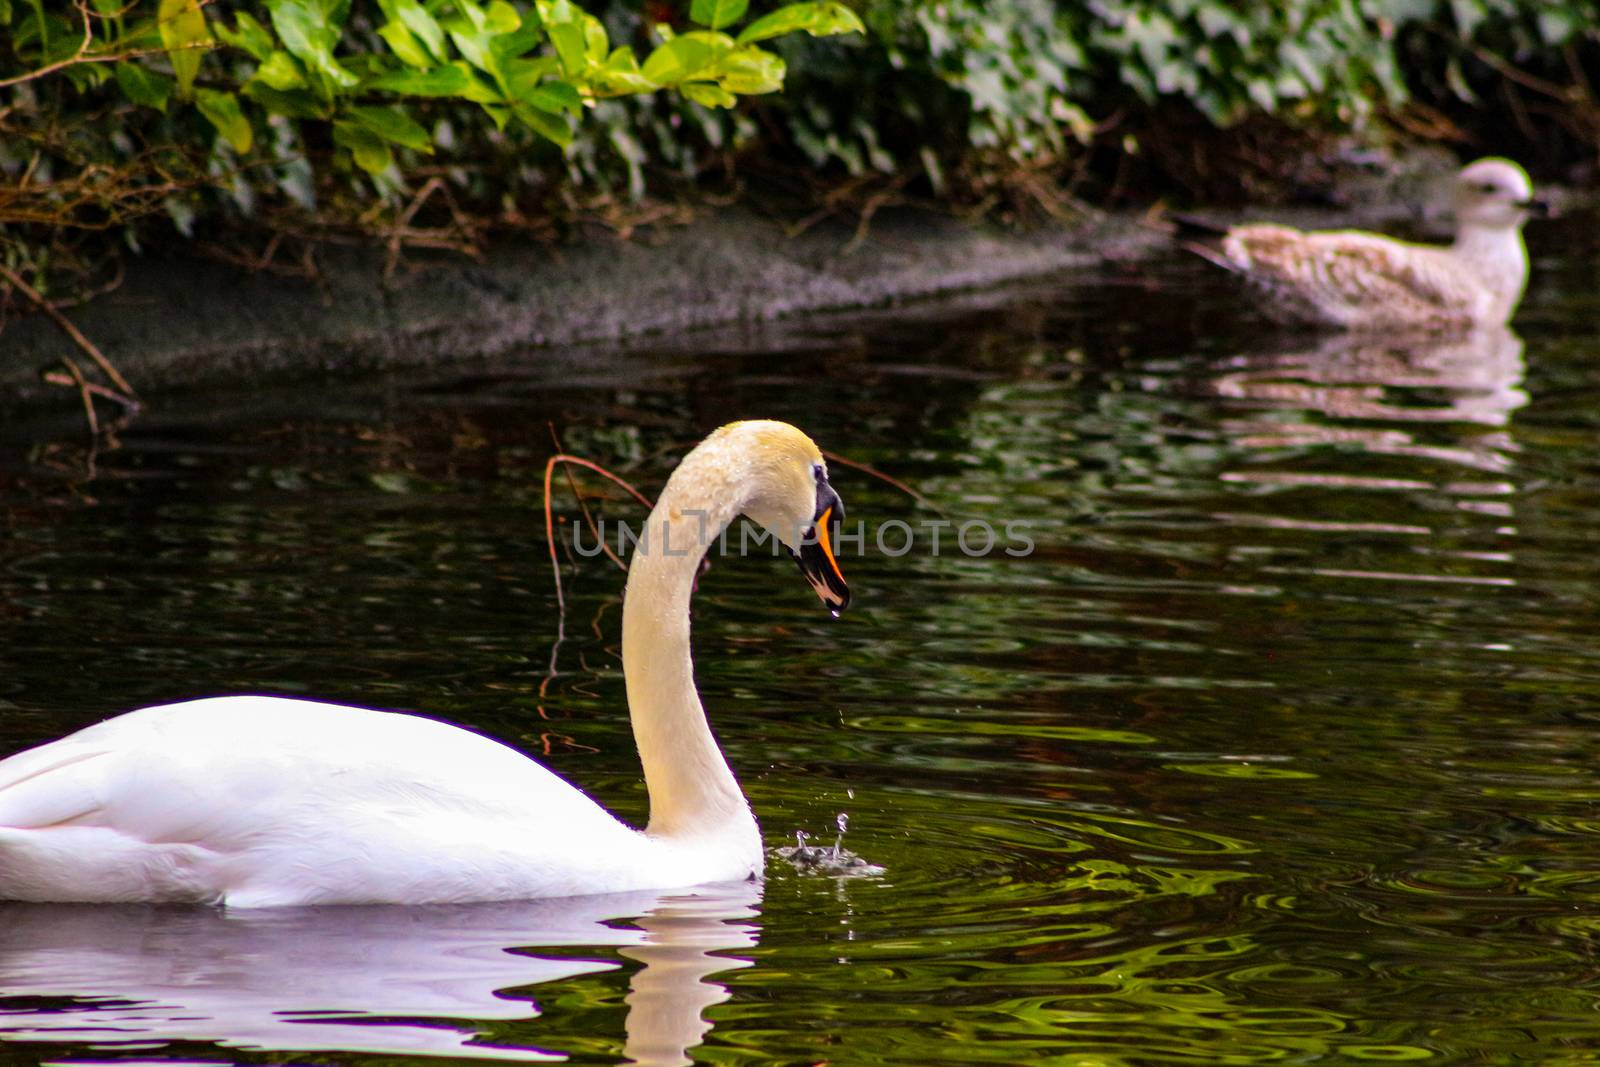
[813,463,825,482]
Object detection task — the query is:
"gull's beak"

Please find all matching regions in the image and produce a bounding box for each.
[1519,197,1551,218]
[791,478,850,615]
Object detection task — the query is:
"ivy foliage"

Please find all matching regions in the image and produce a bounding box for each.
[3,0,861,175]
[1,0,1595,275]
[0,0,868,267]
[767,0,1596,185]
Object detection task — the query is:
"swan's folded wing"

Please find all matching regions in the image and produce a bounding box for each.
[1224,226,1472,319]
[0,740,113,829]
[0,721,235,845]
[1,698,626,855]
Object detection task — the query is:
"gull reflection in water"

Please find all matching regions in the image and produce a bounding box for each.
[1210,326,1527,475]
[0,880,761,1065]
[1200,327,1528,588]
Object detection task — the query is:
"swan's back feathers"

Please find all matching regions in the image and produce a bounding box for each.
[3,697,595,837]
[0,697,667,905]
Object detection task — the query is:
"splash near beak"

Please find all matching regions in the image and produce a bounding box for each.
[791,479,850,615]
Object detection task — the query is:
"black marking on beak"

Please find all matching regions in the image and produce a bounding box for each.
[1519,198,1551,218]
[790,475,849,615]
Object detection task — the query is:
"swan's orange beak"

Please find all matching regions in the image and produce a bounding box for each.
[793,480,849,615]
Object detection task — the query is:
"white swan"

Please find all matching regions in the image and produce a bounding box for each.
[1192,158,1546,330]
[0,420,851,906]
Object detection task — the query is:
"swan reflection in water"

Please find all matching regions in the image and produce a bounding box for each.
[1209,326,1526,475]
[0,880,761,1064]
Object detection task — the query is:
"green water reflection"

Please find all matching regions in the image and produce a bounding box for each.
[4,213,1600,1063]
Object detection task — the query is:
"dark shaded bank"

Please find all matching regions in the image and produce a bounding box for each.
[4,153,1511,418]
[2,207,1171,410]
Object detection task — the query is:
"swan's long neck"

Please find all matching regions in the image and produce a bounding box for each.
[621,454,754,842]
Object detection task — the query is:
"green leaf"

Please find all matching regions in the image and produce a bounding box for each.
[479,102,510,129]
[588,45,656,95]
[255,50,308,90]
[158,0,212,100]
[690,0,748,31]
[333,120,393,174]
[377,0,446,63]
[583,12,608,61]
[518,78,581,115]
[114,62,173,111]
[484,0,520,33]
[62,63,111,93]
[265,0,358,94]
[196,88,253,153]
[534,0,592,77]
[547,20,587,77]
[533,0,574,26]
[681,81,736,107]
[715,45,783,94]
[377,20,432,68]
[605,45,639,69]
[504,54,561,92]
[446,18,501,80]
[313,0,353,33]
[453,0,488,32]
[511,101,572,147]
[735,1,863,45]
[488,16,544,66]
[365,64,472,96]
[347,104,433,151]
[243,81,328,119]
[449,61,505,103]
[263,0,325,59]
[641,33,729,85]
[215,11,274,61]
[592,71,655,94]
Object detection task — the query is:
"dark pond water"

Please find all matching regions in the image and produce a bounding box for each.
[3,213,1600,1065]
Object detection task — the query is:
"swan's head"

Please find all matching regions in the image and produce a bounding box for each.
[1454,158,1545,230]
[706,420,850,615]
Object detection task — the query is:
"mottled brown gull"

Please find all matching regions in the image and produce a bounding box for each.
[1190,158,1545,331]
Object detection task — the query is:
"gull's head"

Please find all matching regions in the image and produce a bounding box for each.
[705,420,850,614]
[1454,158,1544,230]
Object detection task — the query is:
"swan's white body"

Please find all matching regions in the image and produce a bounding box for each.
[0,697,745,906]
[0,420,849,906]
[1205,158,1541,330]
